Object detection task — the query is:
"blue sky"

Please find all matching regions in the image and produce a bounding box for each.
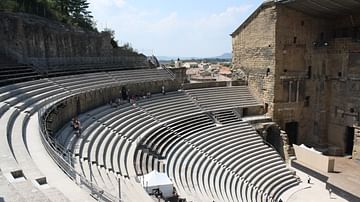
[88,0,263,57]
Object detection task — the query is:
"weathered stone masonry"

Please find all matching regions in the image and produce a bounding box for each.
[232,1,360,160]
[232,3,277,116]
[0,12,146,66]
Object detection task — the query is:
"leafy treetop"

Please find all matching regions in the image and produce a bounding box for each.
[0,0,96,31]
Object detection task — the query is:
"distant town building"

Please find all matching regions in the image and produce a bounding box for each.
[199,63,209,70]
[183,62,198,68]
[174,58,182,68]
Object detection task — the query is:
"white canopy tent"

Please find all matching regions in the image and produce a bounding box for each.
[139,170,174,198]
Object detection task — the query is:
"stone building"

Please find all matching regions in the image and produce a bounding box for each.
[231,0,360,161]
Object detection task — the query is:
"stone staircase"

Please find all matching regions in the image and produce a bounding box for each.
[0,54,42,86]
[212,110,241,124]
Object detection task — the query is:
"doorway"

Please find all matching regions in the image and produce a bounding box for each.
[242,108,248,117]
[265,125,285,160]
[345,127,355,155]
[121,86,128,100]
[285,122,298,146]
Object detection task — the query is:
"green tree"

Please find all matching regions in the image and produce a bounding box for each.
[68,0,94,29]
[54,0,70,16]
[0,0,18,11]
[0,0,96,30]
[103,28,119,48]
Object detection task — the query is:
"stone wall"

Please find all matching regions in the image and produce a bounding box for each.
[353,126,360,162]
[232,3,360,156]
[0,12,146,66]
[171,67,187,84]
[47,80,180,134]
[325,38,360,152]
[274,7,360,151]
[273,6,331,146]
[231,3,276,116]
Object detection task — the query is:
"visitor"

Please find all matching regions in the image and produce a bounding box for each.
[162,85,165,95]
[126,89,130,101]
[328,188,332,198]
[71,118,75,129]
[75,119,81,133]
[72,117,79,130]
[116,97,121,106]
[109,100,115,107]
[307,175,311,184]
[121,87,128,100]
[130,95,137,104]
[194,96,199,103]
[72,117,81,137]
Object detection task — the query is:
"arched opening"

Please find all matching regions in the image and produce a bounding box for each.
[285,121,298,145]
[121,86,128,100]
[265,125,286,160]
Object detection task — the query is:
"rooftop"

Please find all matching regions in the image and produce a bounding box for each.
[276,0,360,18]
[231,0,360,36]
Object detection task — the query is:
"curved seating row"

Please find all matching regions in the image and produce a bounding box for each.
[54,88,300,202]
[0,78,72,201]
[134,113,215,175]
[0,54,42,87]
[136,91,203,122]
[0,68,173,201]
[31,54,149,77]
[185,86,262,111]
[55,92,209,200]
[163,121,299,202]
[56,103,157,202]
[49,69,172,96]
[44,64,148,78]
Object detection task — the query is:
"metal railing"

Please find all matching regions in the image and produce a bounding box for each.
[161,65,176,80]
[27,56,147,68]
[38,98,121,202]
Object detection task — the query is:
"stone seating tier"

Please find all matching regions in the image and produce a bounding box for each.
[54,89,300,202]
[0,68,173,201]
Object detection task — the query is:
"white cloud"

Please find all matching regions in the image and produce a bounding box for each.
[218,5,252,17]
[114,0,126,8]
[88,0,126,10]
[198,5,253,30]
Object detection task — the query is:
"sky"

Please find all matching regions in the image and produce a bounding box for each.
[88,0,263,58]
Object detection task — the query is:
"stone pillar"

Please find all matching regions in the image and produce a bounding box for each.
[288,81,292,103]
[353,125,360,162]
[296,80,300,102]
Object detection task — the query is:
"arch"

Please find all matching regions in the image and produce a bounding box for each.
[262,124,286,160]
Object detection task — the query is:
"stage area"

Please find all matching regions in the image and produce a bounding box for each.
[289,157,360,202]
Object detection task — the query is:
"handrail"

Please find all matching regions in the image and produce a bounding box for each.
[27,56,145,67]
[37,97,120,202]
[161,65,176,80]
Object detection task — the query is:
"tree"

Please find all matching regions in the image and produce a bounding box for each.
[0,0,96,30]
[122,42,134,52]
[54,0,70,16]
[103,28,119,48]
[0,0,18,11]
[68,0,94,29]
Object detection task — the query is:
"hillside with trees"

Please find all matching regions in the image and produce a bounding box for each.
[0,0,95,30]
